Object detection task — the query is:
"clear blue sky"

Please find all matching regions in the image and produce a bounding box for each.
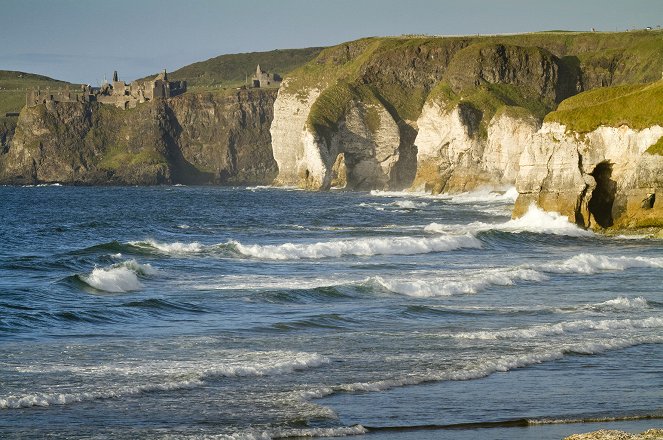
[1,0,661,84]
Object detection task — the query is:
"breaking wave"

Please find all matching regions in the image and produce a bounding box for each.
[129,239,203,254]
[230,234,481,260]
[361,253,662,297]
[425,204,593,237]
[540,253,663,274]
[368,268,546,297]
[79,259,156,293]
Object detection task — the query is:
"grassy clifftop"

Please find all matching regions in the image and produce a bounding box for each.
[545,80,663,133]
[282,30,663,143]
[158,47,324,89]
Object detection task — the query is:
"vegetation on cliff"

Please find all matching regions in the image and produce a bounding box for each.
[284,30,663,146]
[148,47,324,89]
[0,70,77,115]
[0,89,277,185]
[545,80,663,133]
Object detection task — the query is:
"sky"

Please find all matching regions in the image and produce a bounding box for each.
[1,0,661,84]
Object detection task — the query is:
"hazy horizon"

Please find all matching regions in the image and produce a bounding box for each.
[1,0,661,84]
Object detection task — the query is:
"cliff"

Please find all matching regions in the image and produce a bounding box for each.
[270,31,663,191]
[0,89,277,185]
[515,80,663,230]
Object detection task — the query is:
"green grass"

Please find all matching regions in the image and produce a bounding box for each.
[97,144,167,170]
[427,81,550,138]
[646,136,663,155]
[546,80,663,132]
[285,30,663,143]
[0,70,77,114]
[142,47,324,88]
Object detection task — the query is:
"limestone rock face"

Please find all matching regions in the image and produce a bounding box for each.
[270,84,323,188]
[336,101,401,190]
[0,89,277,185]
[413,100,539,193]
[514,122,663,229]
[271,84,407,190]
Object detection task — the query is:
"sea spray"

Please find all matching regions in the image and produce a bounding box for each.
[80,259,156,293]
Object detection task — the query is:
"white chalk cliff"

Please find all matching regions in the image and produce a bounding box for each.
[413,100,539,193]
[515,122,663,229]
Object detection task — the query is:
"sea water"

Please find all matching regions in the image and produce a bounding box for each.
[0,185,661,439]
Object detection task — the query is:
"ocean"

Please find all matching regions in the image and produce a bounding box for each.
[0,185,661,439]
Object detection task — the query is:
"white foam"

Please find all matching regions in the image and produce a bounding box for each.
[177,224,191,229]
[593,296,649,311]
[190,425,367,440]
[230,234,481,260]
[370,187,518,204]
[391,200,429,209]
[130,239,203,254]
[0,378,203,409]
[3,351,327,410]
[454,317,663,340]
[369,268,546,297]
[425,204,593,237]
[313,334,663,397]
[541,254,663,274]
[445,187,519,204]
[191,275,352,291]
[81,259,155,293]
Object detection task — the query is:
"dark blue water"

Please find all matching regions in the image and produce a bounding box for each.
[1,185,661,439]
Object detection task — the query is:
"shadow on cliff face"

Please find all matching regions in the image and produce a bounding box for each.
[556,56,583,102]
[162,105,216,185]
[588,161,617,228]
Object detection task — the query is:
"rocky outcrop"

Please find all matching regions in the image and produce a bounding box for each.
[166,89,277,185]
[413,100,540,193]
[0,117,16,154]
[514,122,663,229]
[0,89,277,185]
[445,43,577,104]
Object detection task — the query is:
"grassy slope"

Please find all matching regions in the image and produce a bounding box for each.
[545,80,663,133]
[284,30,663,142]
[148,47,324,89]
[0,71,75,114]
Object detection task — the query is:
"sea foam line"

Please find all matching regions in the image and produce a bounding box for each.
[453,317,663,340]
[230,233,481,260]
[165,425,368,440]
[365,253,663,297]
[298,335,663,399]
[2,351,328,409]
[370,187,518,204]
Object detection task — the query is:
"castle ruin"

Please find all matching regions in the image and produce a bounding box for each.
[251,65,281,88]
[26,70,187,109]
